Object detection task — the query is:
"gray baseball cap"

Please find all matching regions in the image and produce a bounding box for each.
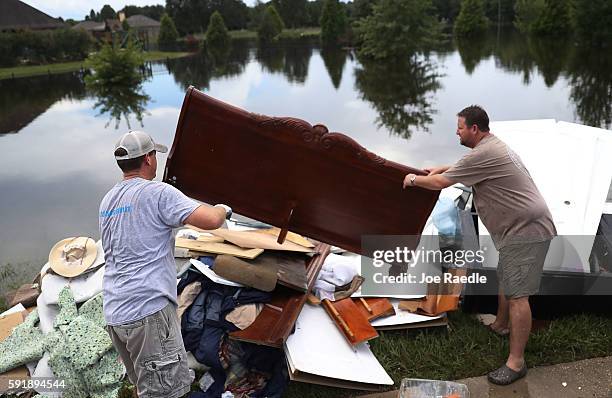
[114,130,168,160]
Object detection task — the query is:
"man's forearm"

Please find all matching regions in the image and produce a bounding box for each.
[414,174,453,190]
[429,165,452,175]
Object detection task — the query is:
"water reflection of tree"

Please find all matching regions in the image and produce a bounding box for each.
[456,30,572,87]
[354,54,442,138]
[459,29,610,128]
[492,30,538,84]
[567,48,611,129]
[255,38,314,84]
[320,47,348,89]
[165,40,250,91]
[455,35,494,75]
[527,36,573,88]
[0,73,86,135]
[86,64,152,129]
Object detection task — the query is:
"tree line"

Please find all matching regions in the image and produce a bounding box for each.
[83,0,609,49]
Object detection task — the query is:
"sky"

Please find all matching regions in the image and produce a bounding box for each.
[23,0,259,20]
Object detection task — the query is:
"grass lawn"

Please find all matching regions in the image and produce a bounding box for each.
[283,310,612,397]
[0,51,190,80]
[223,27,321,40]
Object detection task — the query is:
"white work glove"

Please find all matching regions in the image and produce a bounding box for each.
[214,204,232,219]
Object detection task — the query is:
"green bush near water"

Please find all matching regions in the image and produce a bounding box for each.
[158,13,179,50]
[454,0,490,37]
[320,0,348,46]
[84,41,150,128]
[258,5,285,43]
[355,0,442,60]
[0,29,94,67]
[205,11,231,51]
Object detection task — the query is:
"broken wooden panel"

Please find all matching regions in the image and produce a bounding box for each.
[354,297,395,322]
[163,87,439,255]
[229,243,330,347]
[322,298,378,346]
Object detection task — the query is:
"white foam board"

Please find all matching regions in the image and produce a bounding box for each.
[284,304,393,387]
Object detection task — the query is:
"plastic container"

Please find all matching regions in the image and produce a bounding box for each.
[399,378,469,398]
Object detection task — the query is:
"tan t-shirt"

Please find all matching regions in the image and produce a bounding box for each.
[442,134,556,249]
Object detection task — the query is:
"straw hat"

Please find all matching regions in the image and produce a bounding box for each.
[49,237,98,278]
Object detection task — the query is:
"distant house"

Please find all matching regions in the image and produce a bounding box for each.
[72,19,124,42]
[72,20,106,33]
[125,15,161,43]
[105,19,122,32]
[0,0,65,32]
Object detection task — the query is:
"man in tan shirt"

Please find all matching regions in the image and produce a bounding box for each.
[403,105,556,385]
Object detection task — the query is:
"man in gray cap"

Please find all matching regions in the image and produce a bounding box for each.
[99,130,232,398]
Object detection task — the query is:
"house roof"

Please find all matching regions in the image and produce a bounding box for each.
[72,20,106,32]
[126,15,160,28]
[0,0,65,31]
[105,19,122,31]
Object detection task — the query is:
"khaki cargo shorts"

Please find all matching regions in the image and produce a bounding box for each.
[497,240,551,299]
[107,303,191,398]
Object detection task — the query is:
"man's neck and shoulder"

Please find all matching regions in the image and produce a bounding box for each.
[472,131,501,149]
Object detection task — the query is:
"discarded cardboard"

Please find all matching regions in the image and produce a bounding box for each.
[207,228,314,253]
[253,227,315,248]
[175,238,264,259]
[183,225,226,243]
[220,252,309,292]
[214,255,278,292]
[190,259,244,287]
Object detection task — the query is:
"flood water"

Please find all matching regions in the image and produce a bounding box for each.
[1,30,610,290]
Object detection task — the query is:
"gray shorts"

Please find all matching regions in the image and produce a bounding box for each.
[498,240,551,299]
[107,303,191,398]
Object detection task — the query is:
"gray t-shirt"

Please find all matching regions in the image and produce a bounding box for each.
[442,134,557,249]
[99,178,199,326]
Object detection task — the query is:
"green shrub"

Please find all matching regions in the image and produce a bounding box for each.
[320,0,348,46]
[355,0,442,60]
[0,33,17,66]
[0,29,93,67]
[205,11,231,51]
[85,41,150,128]
[258,5,284,43]
[454,0,490,37]
[85,41,144,87]
[158,13,179,50]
